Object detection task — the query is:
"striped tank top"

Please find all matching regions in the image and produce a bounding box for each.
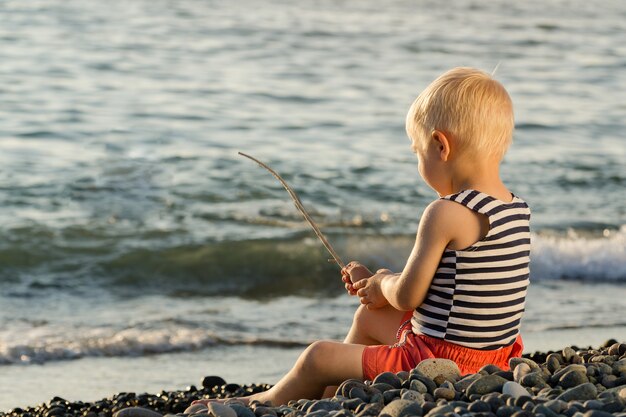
[411,189,531,350]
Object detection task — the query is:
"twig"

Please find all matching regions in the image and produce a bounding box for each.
[238,152,345,269]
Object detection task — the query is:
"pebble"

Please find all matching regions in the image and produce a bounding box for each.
[559,370,589,389]
[185,405,208,415]
[379,399,422,417]
[4,341,626,417]
[113,408,163,417]
[556,383,598,402]
[208,403,237,417]
[466,374,509,397]
[373,372,402,389]
[513,363,532,383]
[502,381,531,399]
[433,387,455,401]
[414,359,461,382]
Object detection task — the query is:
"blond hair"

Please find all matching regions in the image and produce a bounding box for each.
[406,67,514,161]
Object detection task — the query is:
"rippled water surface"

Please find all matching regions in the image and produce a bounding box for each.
[0,0,625,410]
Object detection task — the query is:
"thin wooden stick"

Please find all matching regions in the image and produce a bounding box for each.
[238,152,345,269]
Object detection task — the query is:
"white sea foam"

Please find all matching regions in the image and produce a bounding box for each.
[0,325,307,365]
[347,225,626,282]
[530,225,626,281]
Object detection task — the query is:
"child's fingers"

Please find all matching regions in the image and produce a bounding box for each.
[352,279,368,289]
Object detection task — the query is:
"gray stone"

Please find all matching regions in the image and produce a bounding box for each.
[340,380,367,398]
[556,383,598,403]
[409,374,436,394]
[552,364,587,384]
[582,411,615,417]
[409,379,428,394]
[613,359,626,374]
[342,398,364,411]
[185,405,209,415]
[307,401,343,413]
[454,374,481,392]
[533,405,560,417]
[356,403,382,417]
[425,404,454,417]
[509,358,540,372]
[379,399,422,417]
[349,387,369,402]
[383,389,401,404]
[480,364,504,375]
[502,381,531,399]
[563,347,577,361]
[400,389,424,404]
[466,374,509,397]
[559,370,589,389]
[545,400,567,413]
[374,372,403,389]
[513,363,532,383]
[433,387,456,401]
[229,405,256,417]
[114,408,163,417]
[415,359,461,382]
[520,372,547,388]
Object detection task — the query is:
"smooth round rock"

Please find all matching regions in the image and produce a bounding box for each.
[503,381,531,399]
[202,376,227,390]
[379,399,422,417]
[583,411,615,417]
[409,379,428,394]
[185,405,209,415]
[399,389,424,403]
[424,404,453,417]
[513,364,532,383]
[433,387,455,401]
[563,347,577,361]
[307,400,342,413]
[228,405,256,417]
[339,379,367,397]
[454,374,481,392]
[509,358,540,372]
[374,372,402,389]
[520,372,547,388]
[208,403,237,417]
[466,374,509,397]
[114,408,163,417]
[415,359,461,382]
[559,370,589,389]
[349,387,369,402]
[556,383,598,402]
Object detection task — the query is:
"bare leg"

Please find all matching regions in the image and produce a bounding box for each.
[344,304,407,345]
[320,304,408,397]
[194,341,366,406]
[194,305,409,405]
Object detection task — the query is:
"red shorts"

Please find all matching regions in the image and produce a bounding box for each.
[362,311,524,380]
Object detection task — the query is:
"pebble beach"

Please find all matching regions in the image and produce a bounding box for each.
[1,0,625,413]
[2,341,625,417]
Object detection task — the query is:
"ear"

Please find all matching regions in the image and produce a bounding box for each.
[431,130,451,161]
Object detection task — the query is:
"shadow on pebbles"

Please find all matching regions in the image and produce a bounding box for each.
[2,340,626,417]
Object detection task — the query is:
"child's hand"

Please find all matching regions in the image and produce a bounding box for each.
[352,273,389,309]
[341,261,373,296]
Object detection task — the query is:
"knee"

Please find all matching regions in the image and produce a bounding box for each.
[299,340,334,373]
[352,304,370,329]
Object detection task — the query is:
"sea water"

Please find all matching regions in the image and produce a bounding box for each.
[0,0,625,410]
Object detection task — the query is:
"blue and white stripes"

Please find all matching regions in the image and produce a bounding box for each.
[412,189,531,350]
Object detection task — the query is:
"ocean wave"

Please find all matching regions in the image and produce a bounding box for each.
[1,226,624,300]
[530,225,626,281]
[0,326,308,366]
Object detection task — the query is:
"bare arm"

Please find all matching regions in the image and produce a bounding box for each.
[355,199,477,311]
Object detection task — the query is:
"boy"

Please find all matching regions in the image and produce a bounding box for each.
[195,67,530,406]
